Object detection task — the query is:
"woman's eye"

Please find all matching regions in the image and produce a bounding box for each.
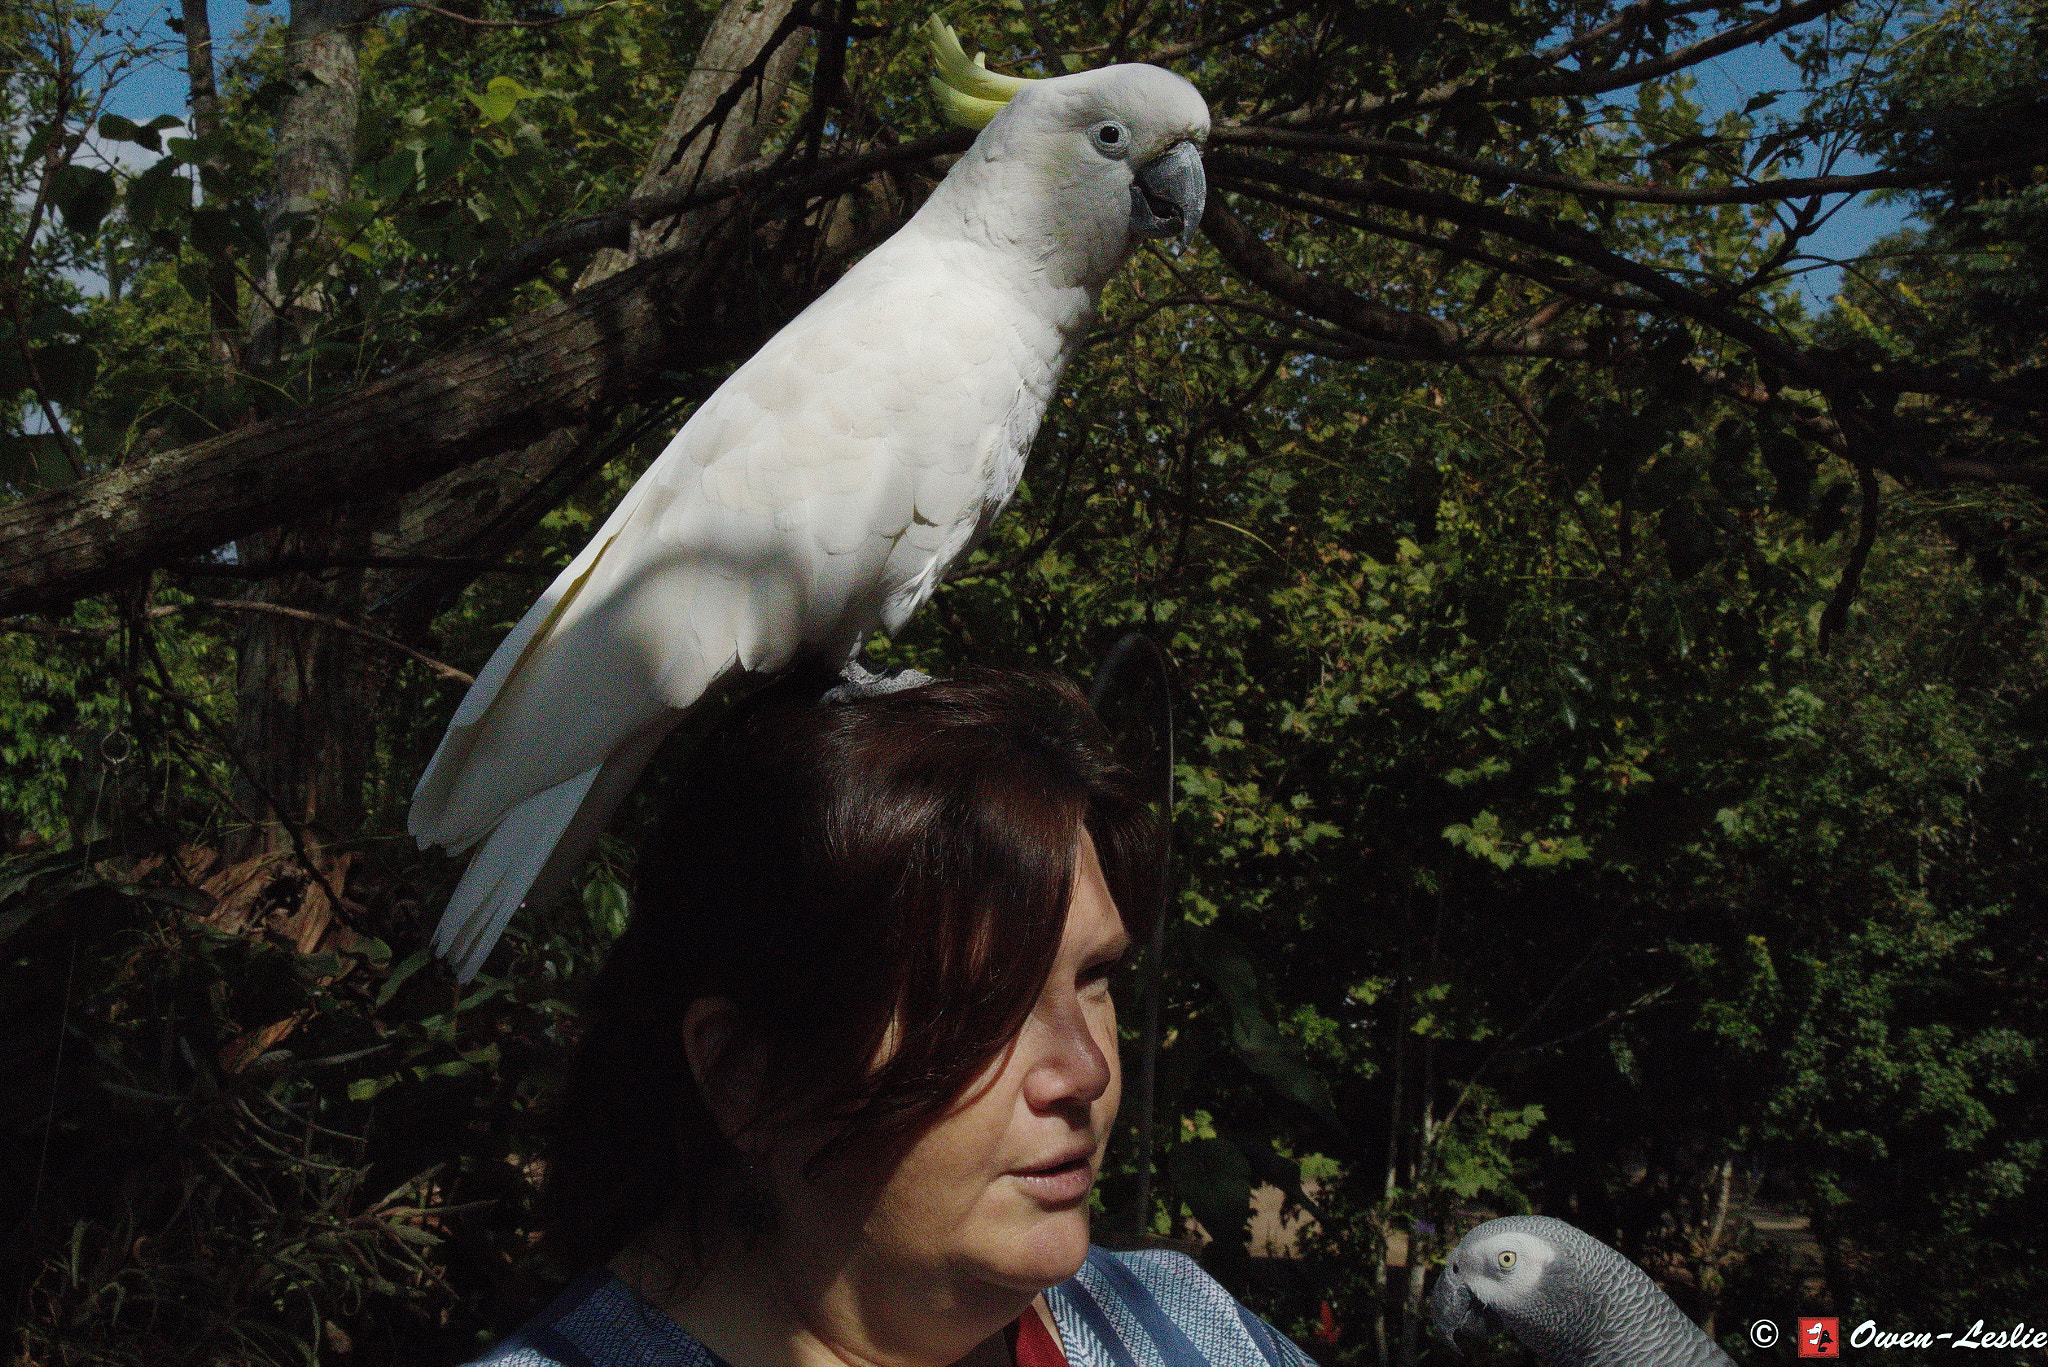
[1080,954,1128,988]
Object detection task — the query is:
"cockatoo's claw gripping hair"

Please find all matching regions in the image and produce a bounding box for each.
[926,15,1036,130]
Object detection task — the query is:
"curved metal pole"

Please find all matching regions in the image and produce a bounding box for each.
[1087,631,1175,1238]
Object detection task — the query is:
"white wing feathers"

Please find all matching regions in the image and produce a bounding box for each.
[430,762,598,983]
[409,229,1066,978]
[430,715,676,982]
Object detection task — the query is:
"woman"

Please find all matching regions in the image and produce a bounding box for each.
[470,668,1316,1367]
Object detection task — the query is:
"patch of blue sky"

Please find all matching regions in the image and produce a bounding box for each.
[46,0,274,297]
[90,2,1918,314]
[87,0,278,128]
[1670,33,1917,311]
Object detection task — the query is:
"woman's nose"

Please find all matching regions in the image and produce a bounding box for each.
[1022,989,1115,1113]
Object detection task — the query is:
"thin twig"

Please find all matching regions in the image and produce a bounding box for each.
[1209,128,2048,208]
[359,0,630,28]
[2,600,474,685]
[130,619,348,915]
[165,554,553,579]
[177,600,475,685]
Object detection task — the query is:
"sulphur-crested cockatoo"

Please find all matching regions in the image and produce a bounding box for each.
[409,19,1209,980]
[1430,1215,1738,1366]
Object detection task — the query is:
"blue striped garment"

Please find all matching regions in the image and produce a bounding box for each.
[467,1246,1319,1367]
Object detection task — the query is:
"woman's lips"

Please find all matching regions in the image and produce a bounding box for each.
[1013,1154,1095,1205]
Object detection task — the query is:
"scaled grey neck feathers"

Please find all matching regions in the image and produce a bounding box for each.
[1431,1215,1736,1367]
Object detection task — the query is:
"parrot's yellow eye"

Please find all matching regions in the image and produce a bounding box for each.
[1498,1249,1518,1270]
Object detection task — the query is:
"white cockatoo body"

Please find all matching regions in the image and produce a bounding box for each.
[409,25,1210,980]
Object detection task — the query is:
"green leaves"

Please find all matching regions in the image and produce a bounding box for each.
[1441,810,1590,871]
[125,155,192,234]
[97,112,183,153]
[1187,926,1344,1130]
[1167,1137,1254,1245]
[48,163,117,236]
[0,434,75,493]
[466,75,546,127]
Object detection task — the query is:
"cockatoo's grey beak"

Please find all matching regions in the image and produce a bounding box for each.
[1129,140,1207,254]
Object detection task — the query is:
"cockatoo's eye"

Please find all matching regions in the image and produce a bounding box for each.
[1497,1249,1517,1271]
[1090,120,1131,156]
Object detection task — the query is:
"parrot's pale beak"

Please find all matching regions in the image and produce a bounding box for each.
[1129,140,1207,254]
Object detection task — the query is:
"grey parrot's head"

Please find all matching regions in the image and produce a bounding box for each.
[1431,1216,1596,1364]
[925,20,1209,286]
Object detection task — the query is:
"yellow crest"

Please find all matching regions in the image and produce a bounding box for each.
[925,16,1038,130]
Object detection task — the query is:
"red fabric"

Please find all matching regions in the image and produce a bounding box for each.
[1012,1307,1068,1367]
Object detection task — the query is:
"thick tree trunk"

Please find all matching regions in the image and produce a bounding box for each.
[220,0,807,854]
[180,0,239,365]
[229,0,370,856]
[0,244,752,614]
[246,0,362,366]
[0,2,883,619]
[380,0,807,629]
[230,532,387,852]
[577,0,802,288]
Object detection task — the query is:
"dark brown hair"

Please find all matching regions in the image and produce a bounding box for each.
[542,666,1161,1272]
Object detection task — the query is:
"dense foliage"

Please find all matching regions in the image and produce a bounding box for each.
[3,0,2044,1362]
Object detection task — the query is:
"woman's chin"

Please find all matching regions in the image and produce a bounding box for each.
[977,1206,1093,1291]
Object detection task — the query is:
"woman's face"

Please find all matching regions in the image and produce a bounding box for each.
[772,831,1132,1304]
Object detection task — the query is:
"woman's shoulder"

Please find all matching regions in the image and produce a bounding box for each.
[460,1268,725,1367]
[1047,1246,1320,1367]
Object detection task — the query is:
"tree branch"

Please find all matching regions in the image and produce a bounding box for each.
[0,236,754,614]
[1202,200,1604,361]
[1819,461,1880,653]
[1211,127,2048,208]
[359,0,630,28]
[163,553,555,578]
[176,599,475,683]
[1209,153,2048,411]
[2,598,473,683]
[1307,0,1855,119]
[1221,178,1659,315]
[463,131,971,308]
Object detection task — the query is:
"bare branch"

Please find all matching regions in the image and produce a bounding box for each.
[1209,152,2048,411]
[1213,151,1820,371]
[1526,0,1734,73]
[175,599,474,683]
[1819,462,1880,653]
[463,131,972,307]
[358,0,630,29]
[1220,177,1659,314]
[1211,127,2048,207]
[0,241,744,614]
[163,554,555,578]
[1309,0,1855,119]
[3,599,475,683]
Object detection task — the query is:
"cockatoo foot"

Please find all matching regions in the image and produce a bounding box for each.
[824,659,935,703]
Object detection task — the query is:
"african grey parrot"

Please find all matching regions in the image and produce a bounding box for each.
[407,20,1210,981]
[1430,1215,1737,1366]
